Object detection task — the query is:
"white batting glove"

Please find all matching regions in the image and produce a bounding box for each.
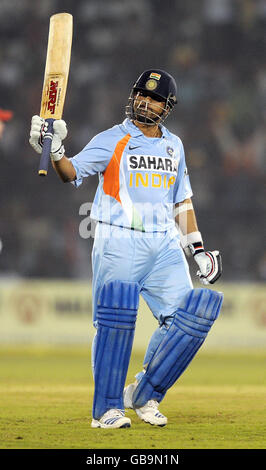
[194,250,222,285]
[29,115,67,161]
[51,119,67,161]
[29,115,45,154]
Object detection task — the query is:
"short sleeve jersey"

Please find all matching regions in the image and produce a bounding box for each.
[69,118,192,232]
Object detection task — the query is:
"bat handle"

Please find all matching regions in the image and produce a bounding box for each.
[38,118,55,176]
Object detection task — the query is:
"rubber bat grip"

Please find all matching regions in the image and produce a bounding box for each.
[38,118,54,176]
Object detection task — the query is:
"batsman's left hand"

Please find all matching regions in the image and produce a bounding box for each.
[194,250,222,285]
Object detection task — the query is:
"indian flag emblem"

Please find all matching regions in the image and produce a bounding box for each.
[150,72,161,80]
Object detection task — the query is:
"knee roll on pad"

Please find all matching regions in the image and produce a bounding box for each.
[132,288,223,408]
[93,280,139,419]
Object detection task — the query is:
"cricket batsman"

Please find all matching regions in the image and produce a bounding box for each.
[29,69,223,428]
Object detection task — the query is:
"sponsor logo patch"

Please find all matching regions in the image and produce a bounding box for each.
[128,145,141,150]
[127,154,179,174]
[47,79,58,114]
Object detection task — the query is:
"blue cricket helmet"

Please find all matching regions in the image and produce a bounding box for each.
[133,69,178,108]
[126,69,178,125]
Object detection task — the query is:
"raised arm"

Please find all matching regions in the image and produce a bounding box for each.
[51,156,76,182]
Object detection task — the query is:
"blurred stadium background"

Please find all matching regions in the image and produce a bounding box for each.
[0,0,265,349]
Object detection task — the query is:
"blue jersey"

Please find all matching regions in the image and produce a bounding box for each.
[70,118,192,232]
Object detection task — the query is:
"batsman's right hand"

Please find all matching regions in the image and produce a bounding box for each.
[29,115,67,161]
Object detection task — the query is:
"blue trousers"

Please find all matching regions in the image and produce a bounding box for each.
[91,222,193,379]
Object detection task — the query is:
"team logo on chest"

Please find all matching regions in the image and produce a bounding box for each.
[166,146,174,157]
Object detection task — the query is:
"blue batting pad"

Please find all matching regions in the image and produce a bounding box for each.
[132,288,223,408]
[93,280,139,419]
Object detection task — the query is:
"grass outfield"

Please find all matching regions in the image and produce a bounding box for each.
[0,347,265,449]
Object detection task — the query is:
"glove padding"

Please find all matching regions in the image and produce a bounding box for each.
[29,115,67,161]
[194,250,222,285]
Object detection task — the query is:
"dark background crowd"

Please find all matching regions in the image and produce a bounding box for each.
[0,0,265,282]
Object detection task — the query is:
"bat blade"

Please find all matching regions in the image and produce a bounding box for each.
[38,13,73,176]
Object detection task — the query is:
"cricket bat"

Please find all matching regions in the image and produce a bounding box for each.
[38,13,73,176]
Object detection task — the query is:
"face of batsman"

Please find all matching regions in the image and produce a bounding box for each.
[132,91,168,125]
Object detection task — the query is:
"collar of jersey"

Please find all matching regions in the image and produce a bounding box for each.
[122,118,169,139]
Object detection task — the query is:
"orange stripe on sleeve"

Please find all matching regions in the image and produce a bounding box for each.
[103,133,131,204]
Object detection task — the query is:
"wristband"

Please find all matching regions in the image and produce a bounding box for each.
[189,241,204,256]
[180,230,203,248]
